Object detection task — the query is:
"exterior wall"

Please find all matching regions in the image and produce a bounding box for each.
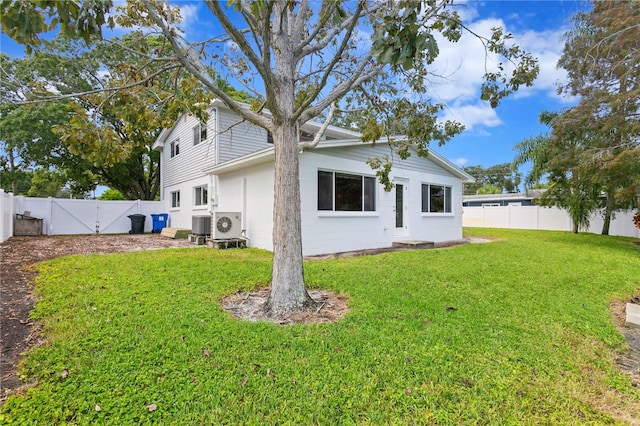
[299,147,465,256]
[161,111,217,188]
[217,108,270,163]
[214,162,274,251]
[299,150,391,256]
[390,166,464,244]
[162,175,212,230]
[211,146,465,256]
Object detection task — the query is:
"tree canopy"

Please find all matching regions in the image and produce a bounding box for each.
[462,163,522,195]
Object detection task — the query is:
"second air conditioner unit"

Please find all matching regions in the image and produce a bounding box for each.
[213,212,242,239]
[192,215,211,236]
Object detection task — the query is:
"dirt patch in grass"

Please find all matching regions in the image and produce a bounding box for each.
[1,234,193,401]
[220,288,349,325]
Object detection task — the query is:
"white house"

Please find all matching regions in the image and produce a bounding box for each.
[153,101,474,256]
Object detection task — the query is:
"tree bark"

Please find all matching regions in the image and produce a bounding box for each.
[263,2,313,317]
[8,149,18,195]
[264,123,313,316]
[601,193,613,235]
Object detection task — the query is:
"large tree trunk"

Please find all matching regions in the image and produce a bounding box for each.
[264,123,313,316]
[263,4,313,317]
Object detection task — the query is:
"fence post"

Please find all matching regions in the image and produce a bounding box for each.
[0,189,6,241]
[48,196,54,235]
[9,191,15,238]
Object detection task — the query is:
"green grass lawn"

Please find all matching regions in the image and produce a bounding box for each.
[2,229,639,425]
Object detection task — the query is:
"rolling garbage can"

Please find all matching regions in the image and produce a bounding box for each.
[128,214,146,234]
[150,213,169,233]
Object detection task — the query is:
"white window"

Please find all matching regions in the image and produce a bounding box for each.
[194,185,208,206]
[318,170,376,212]
[193,123,207,145]
[171,191,180,208]
[421,184,452,213]
[170,139,180,158]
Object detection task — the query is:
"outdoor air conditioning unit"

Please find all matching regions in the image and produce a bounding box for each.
[213,212,242,239]
[192,215,211,236]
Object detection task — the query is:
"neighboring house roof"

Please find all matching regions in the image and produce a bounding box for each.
[202,138,475,183]
[462,190,546,204]
[152,99,361,151]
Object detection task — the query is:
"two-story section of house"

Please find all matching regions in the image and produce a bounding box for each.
[152,100,362,231]
[153,100,474,256]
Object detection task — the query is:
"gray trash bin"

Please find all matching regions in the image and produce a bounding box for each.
[128,214,146,234]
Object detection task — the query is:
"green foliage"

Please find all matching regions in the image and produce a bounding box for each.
[98,188,126,200]
[463,163,522,195]
[476,184,502,195]
[1,230,639,423]
[27,168,67,197]
[0,0,114,53]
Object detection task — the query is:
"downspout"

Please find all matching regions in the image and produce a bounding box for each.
[212,107,220,212]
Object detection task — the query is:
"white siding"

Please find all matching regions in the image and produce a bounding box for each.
[162,175,212,230]
[162,111,217,188]
[317,144,452,176]
[217,108,270,163]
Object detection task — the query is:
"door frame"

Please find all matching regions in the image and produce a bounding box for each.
[393,177,409,238]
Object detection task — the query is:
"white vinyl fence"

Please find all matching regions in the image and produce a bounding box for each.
[0,190,165,242]
[463,205,640,238]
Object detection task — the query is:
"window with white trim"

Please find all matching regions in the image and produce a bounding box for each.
[193,123,207,145]
[318,170,376,212]
[194,185,208,206]
[421,184,452,213]
[170,191,180,208]
[170,139,180,158]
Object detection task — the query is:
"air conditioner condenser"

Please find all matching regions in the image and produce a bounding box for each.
[213,212,242,239]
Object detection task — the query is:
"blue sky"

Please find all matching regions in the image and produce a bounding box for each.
[0,0,588,177]
[430,0,588,172]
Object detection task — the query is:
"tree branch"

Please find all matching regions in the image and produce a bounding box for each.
[141,0,272,130]
[12,63,182,104]
[294,1,364,117]
[298,101,337,150]
[298,56,384,123]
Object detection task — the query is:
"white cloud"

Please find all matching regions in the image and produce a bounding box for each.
[453,157,469,167]
[423,7,579,130]
[441,102,503,131]
[178,4,200,28]
[428,17,508,104]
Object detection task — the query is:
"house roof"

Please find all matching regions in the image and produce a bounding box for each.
[203,138,475,183]
[152,99,361,151]
[462,189,546,203]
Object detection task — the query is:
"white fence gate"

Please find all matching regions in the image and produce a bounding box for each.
[0,190,166,242]
[463,205,640,238]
